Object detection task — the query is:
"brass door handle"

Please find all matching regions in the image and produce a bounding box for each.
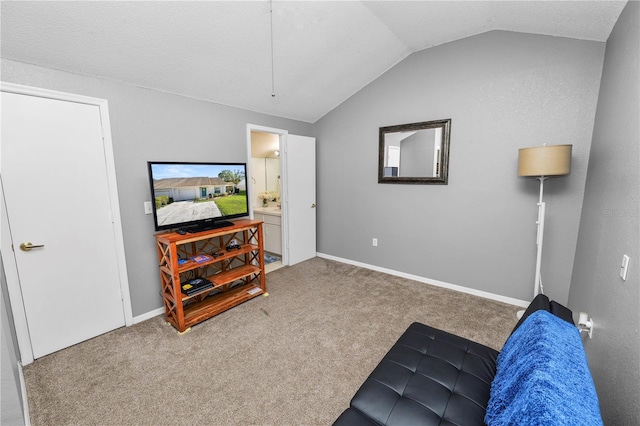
[311,203,316,208]
[20,242,45,252]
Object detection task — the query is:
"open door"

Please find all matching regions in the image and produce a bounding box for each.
[282,134,316,265]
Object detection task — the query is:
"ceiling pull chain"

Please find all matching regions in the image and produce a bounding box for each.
[270,0,276,97]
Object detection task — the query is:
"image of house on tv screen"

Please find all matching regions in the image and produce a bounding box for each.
[151,163,247,227]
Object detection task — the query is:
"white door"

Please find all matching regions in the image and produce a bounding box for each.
[283,134,316,265]
[1,90,127,359]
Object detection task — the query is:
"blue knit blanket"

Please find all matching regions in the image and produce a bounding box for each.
[485,310,603,425]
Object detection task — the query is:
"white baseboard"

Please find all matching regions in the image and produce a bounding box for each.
[316,252,530,308]
[133,307,164,324]
[133,255,530,322]
[18,362,31,426]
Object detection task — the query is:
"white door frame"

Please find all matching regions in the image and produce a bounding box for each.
[246,124,289,266]
[0,82,133,365]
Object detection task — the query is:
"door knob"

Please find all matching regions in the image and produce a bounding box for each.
[20,242,45,252]
[311,203,316,208]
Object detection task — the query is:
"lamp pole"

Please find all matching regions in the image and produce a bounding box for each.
[533,176,548,297]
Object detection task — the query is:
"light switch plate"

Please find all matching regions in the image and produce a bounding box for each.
[144,201,153,215]
[620,255,630,281]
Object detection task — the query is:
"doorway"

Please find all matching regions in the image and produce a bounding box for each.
[246,124,317,270]
[250,130,284,273]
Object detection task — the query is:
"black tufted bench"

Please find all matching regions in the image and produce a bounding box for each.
[334,323,498,425]
[333,294,574,426]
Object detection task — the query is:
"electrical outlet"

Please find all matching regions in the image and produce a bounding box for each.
[372,238,378,247]
[144,201,153,215]
[620,255,630,281]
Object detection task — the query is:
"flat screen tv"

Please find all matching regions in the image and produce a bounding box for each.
[147,161,249,233]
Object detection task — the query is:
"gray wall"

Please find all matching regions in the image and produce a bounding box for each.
[315,30,605,304]
[1,59,313,317]
[568,2,639,424]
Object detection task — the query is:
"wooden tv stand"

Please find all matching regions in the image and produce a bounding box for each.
[154,219,266,333]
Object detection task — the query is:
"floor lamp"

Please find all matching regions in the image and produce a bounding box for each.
[517,144,572,317]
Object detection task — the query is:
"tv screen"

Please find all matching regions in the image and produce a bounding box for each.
[147,161,249,232]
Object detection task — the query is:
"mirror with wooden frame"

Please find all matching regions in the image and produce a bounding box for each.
[378,119,451,184]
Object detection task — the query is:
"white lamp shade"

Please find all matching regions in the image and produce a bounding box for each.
[518,145,572,177]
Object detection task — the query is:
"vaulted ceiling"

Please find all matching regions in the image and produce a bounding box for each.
[1,1,627,123]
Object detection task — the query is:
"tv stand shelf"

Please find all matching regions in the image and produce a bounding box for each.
[155,219,266,333]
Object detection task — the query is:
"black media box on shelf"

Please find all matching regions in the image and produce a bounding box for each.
[181,277,214,296]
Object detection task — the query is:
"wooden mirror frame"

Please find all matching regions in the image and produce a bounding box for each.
[378,119,451,184]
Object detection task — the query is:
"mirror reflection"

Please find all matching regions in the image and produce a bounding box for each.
[251,131,281,208]
[378,119,451,184]
[265,157,280,194]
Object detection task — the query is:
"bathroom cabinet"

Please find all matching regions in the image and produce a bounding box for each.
[254,210,281,255]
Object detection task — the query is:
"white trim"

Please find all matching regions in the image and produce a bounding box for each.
[133,307,165,324]
[316,252,530,308]
[133,254,530,324]
[0,82,134,365]
[0,186,34,364]
[99,98,133,327]
[1,82,108,107]
[18,362,31,426]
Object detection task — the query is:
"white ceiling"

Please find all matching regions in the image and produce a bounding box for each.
[1,1,627,123]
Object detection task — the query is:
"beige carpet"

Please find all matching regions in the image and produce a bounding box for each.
[23,257,520,425]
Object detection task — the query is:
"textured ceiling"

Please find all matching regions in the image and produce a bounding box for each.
[1,1,627,123]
